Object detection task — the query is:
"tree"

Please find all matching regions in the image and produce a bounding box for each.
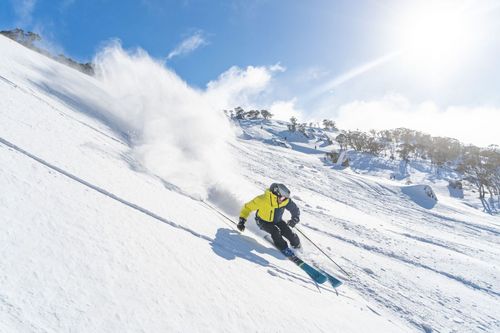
[261,110,273,120]
[246,110,260,119]
[480,148,500,199]
[429,137,462,168]
[457,146,490,199]
[378,130,395,158]
[345,130,368,151]
[322,119,337,131]
[288,117,298,132]
[366,136,385,156]
[234,106,245,119]
[414,133,432,159]
[397,143,415,162]
[298,123,307,133]
[335,133,348,151]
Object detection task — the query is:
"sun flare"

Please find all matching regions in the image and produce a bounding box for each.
[394,1,486,77]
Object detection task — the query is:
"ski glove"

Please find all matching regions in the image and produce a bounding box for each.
[237,217,246,232]
[287,217,299,228]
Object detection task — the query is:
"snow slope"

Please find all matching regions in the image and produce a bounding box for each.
[236,121,500,333]
[1,35,499,333]
[0,36,407,332]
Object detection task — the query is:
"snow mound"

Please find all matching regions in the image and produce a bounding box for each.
[401,185,438,209]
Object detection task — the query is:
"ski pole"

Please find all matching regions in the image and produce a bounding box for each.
[201,201,238,229]
[295,226,350,277]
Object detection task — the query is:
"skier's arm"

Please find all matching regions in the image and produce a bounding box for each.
[286,199,300,224]
[239,195,263,219]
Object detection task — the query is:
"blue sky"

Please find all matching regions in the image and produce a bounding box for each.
[1,0,500,145]
[1,1,384,86]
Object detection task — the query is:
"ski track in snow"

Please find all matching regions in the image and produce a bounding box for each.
[303,223,499,297]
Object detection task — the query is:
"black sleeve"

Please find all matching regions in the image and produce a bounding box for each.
[285,199,300,221]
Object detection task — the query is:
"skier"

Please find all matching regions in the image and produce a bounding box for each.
[238,183,301,252]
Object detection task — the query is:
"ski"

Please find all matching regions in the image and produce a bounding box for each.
[317,267,343,288]
[263,235,327,284]
[307,259,344,288]
[281,248,328,284]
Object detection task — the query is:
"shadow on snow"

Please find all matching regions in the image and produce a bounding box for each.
[211,228,281,266]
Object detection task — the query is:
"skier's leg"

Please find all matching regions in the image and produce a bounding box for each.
[257,219,288,251]
[276,220,300,248]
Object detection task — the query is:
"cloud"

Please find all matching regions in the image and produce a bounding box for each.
[204,63,305,122]
[167,31,208,60]
[335,94,500,147]
[205,65,274,110]
[269,62,286,73]
[269,99,303,122]
[11,0,37,27]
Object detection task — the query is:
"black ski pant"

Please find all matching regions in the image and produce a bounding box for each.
[257,219,300,251]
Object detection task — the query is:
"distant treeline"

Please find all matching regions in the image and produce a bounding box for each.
[225,107,338,135]
[334,128,499,199]
[224,106,274,120]
[0,28,94,76]
[229,107,499,200]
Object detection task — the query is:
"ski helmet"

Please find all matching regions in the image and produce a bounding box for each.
[270,183,290,198]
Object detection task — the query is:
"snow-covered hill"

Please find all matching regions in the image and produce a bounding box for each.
[1,35,499,333]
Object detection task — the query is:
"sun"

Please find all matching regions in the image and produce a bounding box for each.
[403,7,463,57]
[393,1,486,78]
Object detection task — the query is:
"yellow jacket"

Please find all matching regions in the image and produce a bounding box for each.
[240,189,299,223]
